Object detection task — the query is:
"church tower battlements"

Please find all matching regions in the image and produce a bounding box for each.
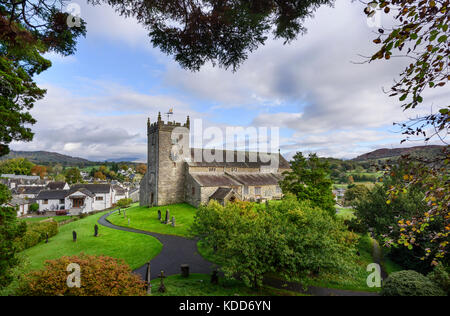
[140,112,190,207]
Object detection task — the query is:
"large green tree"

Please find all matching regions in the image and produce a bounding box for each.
[89,0,334,71]
[65,167,82,184]
[0,183,26,288]
[280,152,336,216]
[0,157,34,175]
[191,197,356,288]
[0,0,86,156]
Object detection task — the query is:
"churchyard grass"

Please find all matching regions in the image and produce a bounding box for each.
[20,210,162,272]
[21,216,72,223]
[108,203,197,237]
[150,274,306,296]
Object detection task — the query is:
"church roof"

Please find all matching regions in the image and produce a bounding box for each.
[191,173,242,187]
[227,173,283,186]
[188,149,290,169]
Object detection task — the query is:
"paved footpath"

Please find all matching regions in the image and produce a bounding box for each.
[98,210,378,296]
[98,211,215,280]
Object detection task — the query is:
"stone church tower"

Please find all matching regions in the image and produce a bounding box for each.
[140,113,190,207]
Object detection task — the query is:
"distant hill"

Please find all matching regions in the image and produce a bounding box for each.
[352,145,446,162]
[0,151,93,166]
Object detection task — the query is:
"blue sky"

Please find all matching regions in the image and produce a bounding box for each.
[11,0,448,162]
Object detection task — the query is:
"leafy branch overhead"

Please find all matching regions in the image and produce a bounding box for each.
[364,0,449,142]
[88,0,334,71]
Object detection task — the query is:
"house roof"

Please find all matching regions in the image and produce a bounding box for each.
[188,149,290,169]
[227,173,283,186]
[36,190,70,200]
[191,173,242,187]
[9,196,29,206]
[13,186,45,195]
[112,185,126,195]
[67,188,95,198]
[46,182,67,190]
[71,184,111,194]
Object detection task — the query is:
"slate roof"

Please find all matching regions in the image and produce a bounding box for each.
[191,173,242,187]
[67,188,95,198]
[188,149,290,169]
[36,190,70,200]
[210,188,234,200]
[46,182,67,190]
[14,186,45,195]
[71,184,111,194]
[9,196,29,206]
[112,185,126,195]
[227,173,283,186]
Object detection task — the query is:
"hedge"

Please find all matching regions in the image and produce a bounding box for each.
[381,270,445,296]
[15,221,59,252]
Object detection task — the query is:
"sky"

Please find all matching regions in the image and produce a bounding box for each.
[9,0,449,162]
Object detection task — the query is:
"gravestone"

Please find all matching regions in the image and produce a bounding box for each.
[165,209,170,224]
[123,210,126,218]
[72,231,77,242]
[158,210,161,221]
[211,270,219,285]
[94,224,98,237]
[265,200,269,210]
[128,218,130,226]
[181,264,189,278]
[45,233,49,244]
[146,262,152,295]
[118,208,121,215]
[172,216,175,227]
[158,270,166,293]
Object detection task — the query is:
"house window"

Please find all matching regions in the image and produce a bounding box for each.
[244,186,249,195]
[231,167,238,172]
[96,196,104,201]
[209,168,216,172]
[255,187,261,196]
[152,135,156,146]
[276,186,282,194]
[43,199,48,205]
[60,199,65,204]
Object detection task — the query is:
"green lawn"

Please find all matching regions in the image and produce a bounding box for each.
[20,210,163,272]
[21,216,73,223]
[108,203,198,237]
[150,274,306,296]
[336,207,356,220]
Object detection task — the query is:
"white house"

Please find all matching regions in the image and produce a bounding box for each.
[35,190,69,212]
[112,184,128,204]
[65,188,95,215]
[70,184,113,211]
[7,197,30,217]
[13,185,46,199]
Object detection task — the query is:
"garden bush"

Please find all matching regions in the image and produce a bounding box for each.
[427,264,450,295]
[18,254,146,296]
[15,221,58,251]
[381,270,445,296]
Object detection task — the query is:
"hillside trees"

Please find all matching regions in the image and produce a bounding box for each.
[280,152,335,216]
[0,157,34,175]
[0,0,86,156]
[65,167,82,184]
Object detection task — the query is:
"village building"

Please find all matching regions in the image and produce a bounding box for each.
[70,184,113,210]
[35,190,69,212]
[112,184,128,203]
[46,181,70,190]
[7,197,30,217]
[12,185,45,199]
[140,114,290,207]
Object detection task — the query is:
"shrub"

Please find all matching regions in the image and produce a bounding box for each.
[15,221,58,251]
[381,270,445,296]
[427,264,450,295]
[18,254,146,296]
[29,203,39,213]
[116,198,133,209]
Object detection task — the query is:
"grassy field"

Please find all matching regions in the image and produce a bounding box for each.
[21,216,73,223]
[336,207,356,220]
[150,274,306,296]
[20,210,162,272]
[108,203,198,237]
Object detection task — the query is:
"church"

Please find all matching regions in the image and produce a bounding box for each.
[140,114,291,207]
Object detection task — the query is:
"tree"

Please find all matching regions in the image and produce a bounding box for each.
[65,167,82,184]
[136,164,147,175]
[344,184,370,207]
[30,165,47,179]
[0,158,34,175]
[89,0,334,71]
[93,171,106,181]
[191,197,356,288]
[363,0,448,143]
[0,183,27,288]
[0,1,86,156]
[280,152,336,216]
